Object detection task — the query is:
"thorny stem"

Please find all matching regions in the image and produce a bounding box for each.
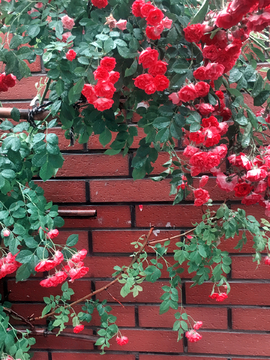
[3,307,34,329]
[31,227,155,321]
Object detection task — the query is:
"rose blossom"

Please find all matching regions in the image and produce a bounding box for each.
[116,335,129,346]
[169,92,181,105]
[183,23,204,43]
[66,49,76,61]
[234,182,253,197]
[205,63,225,80]
[185,330,202,342]
[61,15,75,30]
[91,0,108,8]
[100,57,116,72]
[134,74,154,90]
[148,61,167,76]
[2,229,10,237]
[162,16,173,29]
[193,188,210,206]
[183,145,199,158]
[116,20,127,30]
[146,8,164,26]
[264,256,270,265]
[196,103,214,115]
[195,81,210,97]
[141,2,155,17]
[132,0,144,17]
[146,25,163,40]
[245,168,267,182]
[93,67,109,81]
[193,321,203,330]
[178,84,197,102]
[95,81,116,98]
[154,75,169,91]
[109,71,120,84]
[199,175,209,188]
[216,172,238,192]
[139,48,159,69]
[93,98,114,111]
[73,325,84,333]
[82,84,98,104]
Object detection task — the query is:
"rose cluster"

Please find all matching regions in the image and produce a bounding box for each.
[193,176,210,207]
[185,329,202,342]
[213,147,270,218]
[209,292,228,302]
[0,252,21,279]
[82,57,119,112]
[134,48,170,94]
[131,0,172,40]
[35,248,89,287]
[0,73,16,92]
[116,335,129,346]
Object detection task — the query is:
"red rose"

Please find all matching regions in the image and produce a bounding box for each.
[193,188,210,206]
[205,63,225,81]
[245,168,268,182]
[189,131,205,145]
[203,127,221,147]
[146,7,164,26]
[202,116,219,128]
[108,71,120,84]
[3,73,16,88]
[234,182,253,197]
[134,74,154,90]
[66,49,77,61]
[154,75,169,91]
[195,103,215,116]
[189,152,207,169]
[91,0,108,8]
[145,25,163,40]
[169,92,181,105]
[162,16,172,29]
[178,84,197,102]
[95,81,116,98]
[61,15,75,30]
[212,144,227,158]
[193,67,207,80]
[73,325,84,334]
[132,0,144,17]
[241,192,263,205]
[82,84,98,104]
[93,66,109,81]
[183,24,204,43]
[215,9,243,29]
[93,98,114,111]
[145,81,157,94]
[139,48,159,69]
[204,152,221,169]
[199,175,209,188]
[100,57,116,72]
[141,2,155,17]
[0,74,9,91]
[183,145,199,158]
[148,60,167,76]
[202,45,219,61]
[195,81,210,98]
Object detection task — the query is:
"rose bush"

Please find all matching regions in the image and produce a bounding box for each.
[1,0,270,357]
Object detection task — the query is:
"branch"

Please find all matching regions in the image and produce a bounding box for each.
[3,307,34,329]
[24,328,98,341]
[32,226,154,322]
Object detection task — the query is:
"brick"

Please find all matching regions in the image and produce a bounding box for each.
[89,178,229,204]
[188,331,270,356]
[136,204,220,228]
[231,255,270,279]
[36,180,86,203]
[58,154,129,177]
[1,102,31,109]
[7,279,92,302]
[107,329,183,353]
[140,356,225,360]
[139,305,227,329]
[0,75,47,100]
[27,56,42,72]
[52,353,135,360]
[232,308,270,331]
[186,281,270,305]
[32,352,48,360]
[60,205,131,228]
[90,179,174,203]
[33,329,94,350]
[96,280,171,303]
[92,230,180,253]
[91,304,136,327]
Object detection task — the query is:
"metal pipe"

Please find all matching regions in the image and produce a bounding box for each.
[0,107,50,120]
[58,209,97,217]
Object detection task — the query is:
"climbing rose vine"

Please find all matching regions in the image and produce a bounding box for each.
[1,0,270,356]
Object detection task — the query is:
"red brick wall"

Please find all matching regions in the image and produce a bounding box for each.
[1,59,270,360]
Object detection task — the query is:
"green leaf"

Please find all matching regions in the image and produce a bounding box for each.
[28,25,40,38]
[104,38,115,53]
[16,263,31,282]
[229,68,242,83]
[117,46,137,59]
[99,128,112,146]
[254,90,270,106]
[39,162,55,181]
[1,169,15,179]
[125,59,138,77]
[153,117,171,129]
[15,250,33,264]
[198,245,207,258]
[68,79,85,105]
[190,0,208,24]
[159,300,170,314]
[66,234,79,247]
